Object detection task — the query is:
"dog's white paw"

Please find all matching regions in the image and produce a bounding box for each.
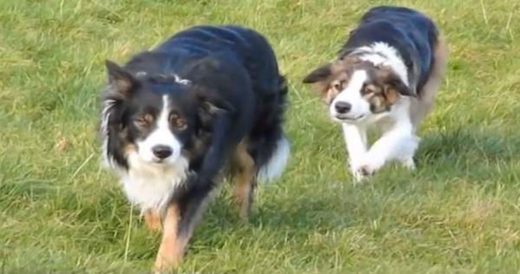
[351,168,368,184]
[350,159,379,184]
[349,161,365,184]
[351,158,384,184]
[401,157,416,170]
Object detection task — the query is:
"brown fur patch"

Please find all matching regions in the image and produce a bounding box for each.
[231,140,257,220]
[144,209,162,233]
[154,203,183,272]
[384,86,400,105]
[303,57,362,104]
[362,78,402,114]
[322,85,340,104]
[123,143,137,156]
[154,193,214,272]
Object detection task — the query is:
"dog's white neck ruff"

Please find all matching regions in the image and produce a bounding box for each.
[351,42,410,87]
[120,153,189,214]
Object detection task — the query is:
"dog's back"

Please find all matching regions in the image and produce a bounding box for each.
[165,26,289,174]
[160,26,288,173]
[156,25,283,96]
[342,6,439,94]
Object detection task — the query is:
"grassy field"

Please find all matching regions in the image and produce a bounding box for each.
[1,0,520,273]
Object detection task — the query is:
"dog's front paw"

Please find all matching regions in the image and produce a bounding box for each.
[351,158,383,184]
[349,161,364,184]
[353,164,375,183]
[352,169,369,184]
[358,164,376,176]
[350,164,372,184]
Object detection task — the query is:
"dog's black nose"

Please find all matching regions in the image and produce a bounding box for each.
[152,145,173,159]
[335,101,352,114]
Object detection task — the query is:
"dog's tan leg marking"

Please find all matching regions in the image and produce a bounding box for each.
[144,209,162,233]
[232,141,257,221]
[153,204,182,273]
[153,195,213,273]
[410,35,449,127]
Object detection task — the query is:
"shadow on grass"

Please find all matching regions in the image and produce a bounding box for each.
[418,127,520,165]
[231,127,520,234]
[412,127,520,181]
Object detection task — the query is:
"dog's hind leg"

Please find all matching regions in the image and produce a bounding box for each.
[232,141,257,221]
[403,35,448,170]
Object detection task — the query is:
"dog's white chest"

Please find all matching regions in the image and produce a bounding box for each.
[120,156,189,213]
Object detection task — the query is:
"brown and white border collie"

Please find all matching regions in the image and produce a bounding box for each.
[303,6,448,182]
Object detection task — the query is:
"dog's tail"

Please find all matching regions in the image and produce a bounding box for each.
[257,134,290,183]
[254,76,290,183]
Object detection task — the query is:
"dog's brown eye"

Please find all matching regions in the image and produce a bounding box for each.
[134,113,153,128]
[332,80,343,91]
[170,113,187,130]
[362,84,378,95]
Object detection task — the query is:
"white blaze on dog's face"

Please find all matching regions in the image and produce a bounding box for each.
[136,95,183,165]
[329,70,371,122]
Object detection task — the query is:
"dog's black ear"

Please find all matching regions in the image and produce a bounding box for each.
[302,63,333,84]
[196,88,234,115]
[105,60,136,98]
[101,60,136,136]
[195,88,234,129]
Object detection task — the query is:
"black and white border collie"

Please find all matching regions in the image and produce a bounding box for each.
[303,6,448,183]
[100,25,289,271]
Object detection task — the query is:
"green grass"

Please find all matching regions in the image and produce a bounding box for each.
[1,0,520,273]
